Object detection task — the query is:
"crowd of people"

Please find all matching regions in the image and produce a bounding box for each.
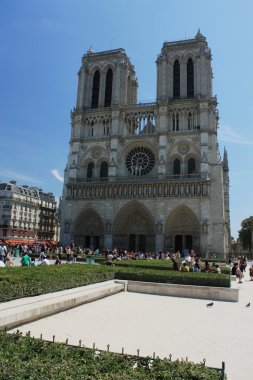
[1,241,253,281]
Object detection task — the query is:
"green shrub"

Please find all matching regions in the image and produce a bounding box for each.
[0,331,223,379]
[113,259,230,275]
[115,267,230,287]
[0,265,115,303]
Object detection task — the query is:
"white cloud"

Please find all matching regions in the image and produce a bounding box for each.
[220,123,253,145]
[51,169,64,182]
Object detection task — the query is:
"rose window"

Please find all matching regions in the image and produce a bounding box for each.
[125,147,155,176]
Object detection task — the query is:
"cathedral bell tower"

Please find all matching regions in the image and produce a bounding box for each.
[76,48,137,110]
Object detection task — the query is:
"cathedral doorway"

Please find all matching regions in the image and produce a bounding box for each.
[74,209,104,249]
[175,234,193,252]
[165,206,200,253]
[128,234,146,252]
[113,201,155,252]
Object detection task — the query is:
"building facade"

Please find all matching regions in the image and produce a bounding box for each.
[0,181,58,244]
[60,31,230,257]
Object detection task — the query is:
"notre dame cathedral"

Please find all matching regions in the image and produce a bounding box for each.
[60,30,230,257]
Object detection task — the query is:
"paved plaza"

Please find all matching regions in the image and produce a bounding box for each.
[6,261,253,380]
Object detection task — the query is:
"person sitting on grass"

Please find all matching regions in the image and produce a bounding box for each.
[180,262,190,272]
[171,257,180,271]
[40,255,50,266]
[215,264,221,274]
[21,252,31,267]
[193,263,201,272]
[204,261,211,273]
[5,256,13,267]
[55,256,61,265]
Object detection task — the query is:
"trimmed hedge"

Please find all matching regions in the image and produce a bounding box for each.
[115,267,230,288]
[0,265,115,303]
[113,259,230,274]
[0,261,230,303]
[0,331,223,379]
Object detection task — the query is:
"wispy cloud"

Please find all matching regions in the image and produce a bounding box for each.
[51,169,64,182]
[0,168,42,184]
[220,124,253,145]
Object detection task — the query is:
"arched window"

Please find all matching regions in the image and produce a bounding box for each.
[187,58,194,98]
[91,71,100,108]
[173,60,180,99]
[100,161,108,179]
[173,159,181,176]
[87,163,94,180]
[172,113,179,131]
[188,158,196,175]
[104,68,113,107]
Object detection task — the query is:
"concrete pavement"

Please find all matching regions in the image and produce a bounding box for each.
[4,259,253,379]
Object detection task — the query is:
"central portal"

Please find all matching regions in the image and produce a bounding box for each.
[129,234,146,252]
[113,201,155,252]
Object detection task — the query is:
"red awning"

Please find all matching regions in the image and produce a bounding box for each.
[5,239,35,245]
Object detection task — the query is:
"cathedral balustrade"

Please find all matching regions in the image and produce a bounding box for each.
[66,175,209,200]
[122,103,157,136]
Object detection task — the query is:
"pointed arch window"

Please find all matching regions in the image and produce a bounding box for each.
[104,68,113,107]
[100,161,108,179]
[187,58,194,98]
[87,163,94,180]
[91,70,100,108]
[173,60,180,99]
[188,158,196,176]
[173,159,181,176]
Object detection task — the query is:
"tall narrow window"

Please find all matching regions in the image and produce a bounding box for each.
[172,113,179,131]
[187,58,194,98]
[173,159,181,175]
[173,60,180,99]
[100,161,108,179]
[188,158,196,175]
[87,163,94,180]
[188,112,192,130]
[104,68,113,107]
[91,71,100,108]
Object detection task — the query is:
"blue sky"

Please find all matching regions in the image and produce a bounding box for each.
[1,0,253,239]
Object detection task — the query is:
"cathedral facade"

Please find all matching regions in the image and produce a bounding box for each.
[60,31,230,257]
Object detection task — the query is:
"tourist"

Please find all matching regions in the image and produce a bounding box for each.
[235,265,243,284]
[30,257,36,266]
[180,262,190,272]
[0,243,7,263]
[193,263,201,272]
[171,257,180,271]
[249,265,253,281]
[5,256,13,267]
[55,256,61,265]
[21,253,31,267]
[215,264,221,274]
[40,255,50,266]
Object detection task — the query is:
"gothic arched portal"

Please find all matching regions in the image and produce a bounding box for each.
[164,206,200,253]
[113,201,155,252]
[74,209,104,249]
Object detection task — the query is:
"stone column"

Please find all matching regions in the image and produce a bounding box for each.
[99,71,106,107]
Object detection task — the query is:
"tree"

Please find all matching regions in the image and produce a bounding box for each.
[238,216,253,252]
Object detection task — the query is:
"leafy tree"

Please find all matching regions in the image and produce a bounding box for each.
[238,216,253,251]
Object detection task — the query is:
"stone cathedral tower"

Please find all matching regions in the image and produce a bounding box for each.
[60,31,230,257]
